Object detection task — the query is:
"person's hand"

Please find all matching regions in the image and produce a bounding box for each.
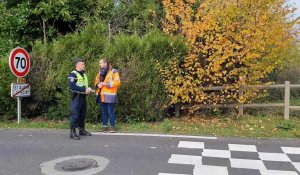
[97,83,103,88]
[86,87,92,95]
[85,88,89,95]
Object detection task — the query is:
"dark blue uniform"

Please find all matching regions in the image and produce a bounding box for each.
[68,70,87,129]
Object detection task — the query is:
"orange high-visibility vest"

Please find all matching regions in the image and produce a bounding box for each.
[94,67,121,103]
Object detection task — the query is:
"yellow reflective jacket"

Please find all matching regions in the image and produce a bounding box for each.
[72,70,88,88]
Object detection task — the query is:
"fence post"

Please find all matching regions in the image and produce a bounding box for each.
[238,85,244,116]
[175,104,180,117]
[284,81,290,120]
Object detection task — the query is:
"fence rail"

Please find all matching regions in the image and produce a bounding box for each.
[175,81,300,120]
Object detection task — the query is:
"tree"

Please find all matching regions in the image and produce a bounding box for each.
[0,0,114,53]
[160,0,300,111]
[0,1,31,55]
[108,0,163,35]
[32,0,73,43]
[32,0,114,43]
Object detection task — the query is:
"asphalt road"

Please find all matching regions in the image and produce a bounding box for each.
[0,129,300,175]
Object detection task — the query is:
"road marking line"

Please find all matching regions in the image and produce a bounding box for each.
[168,154,202,165]
[228,144,257,152]
[202,149,231,158]
[178,141,205,149]
[260,169,299,175]
[194,165,228,175]
[258,152,291,162]
[230,158,266,170]
[292,162,300,172]
[282,147,300,154]
[158,173,190,175]
[91,132,217,139]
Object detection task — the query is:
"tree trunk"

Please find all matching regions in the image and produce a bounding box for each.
[42,18,47,43]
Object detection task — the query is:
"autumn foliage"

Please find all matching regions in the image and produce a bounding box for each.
[160,0,299,109]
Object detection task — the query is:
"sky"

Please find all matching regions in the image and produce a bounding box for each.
[291,0,300,18]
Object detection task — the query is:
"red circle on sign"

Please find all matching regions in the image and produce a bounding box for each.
[9,47,30,77]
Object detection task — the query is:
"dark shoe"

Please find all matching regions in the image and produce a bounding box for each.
[79,129,92,136]
[110,127,116,133]
[99,126,108,132]
[70,128,80,140]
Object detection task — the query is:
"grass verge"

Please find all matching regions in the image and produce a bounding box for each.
[0,115,300,138]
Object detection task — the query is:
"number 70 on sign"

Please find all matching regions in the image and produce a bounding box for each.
[9,47,30,78]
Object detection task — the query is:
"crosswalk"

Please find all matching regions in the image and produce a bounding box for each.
[159,141,300,175]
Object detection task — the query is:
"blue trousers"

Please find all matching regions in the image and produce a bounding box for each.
[100,102,116,127]
[70,95,86,129]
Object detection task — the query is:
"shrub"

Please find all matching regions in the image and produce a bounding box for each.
[27,22,108,121]
[160,0,299,113]
[0,55,18,120]
[103,30,187,122]
[1,23,186,122]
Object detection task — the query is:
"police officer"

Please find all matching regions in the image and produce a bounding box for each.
[68,58,92,140]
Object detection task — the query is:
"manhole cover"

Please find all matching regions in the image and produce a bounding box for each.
[54,158,98,171]
[40,155,110,175]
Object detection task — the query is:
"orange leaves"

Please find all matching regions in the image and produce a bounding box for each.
[160,0,299,110]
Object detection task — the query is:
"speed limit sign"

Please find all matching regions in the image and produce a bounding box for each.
[9,47,30,77]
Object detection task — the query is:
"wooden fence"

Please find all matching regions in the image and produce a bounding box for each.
[175,81,300,120]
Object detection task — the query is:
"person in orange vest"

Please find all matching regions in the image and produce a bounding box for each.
[94,59,121,133]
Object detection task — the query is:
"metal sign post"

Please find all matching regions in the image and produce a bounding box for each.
[17,97,21,124]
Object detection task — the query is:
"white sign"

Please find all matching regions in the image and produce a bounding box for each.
[9,47,30,77]
[11,83,31,97]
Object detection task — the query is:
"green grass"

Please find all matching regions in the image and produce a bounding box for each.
[1,115,300,138]
[291,98,300,106]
